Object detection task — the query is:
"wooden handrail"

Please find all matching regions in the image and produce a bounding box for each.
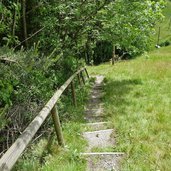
[0,67,89,171]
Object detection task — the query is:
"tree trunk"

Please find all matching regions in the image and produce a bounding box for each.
[12,5,17,38]
[112,45,115,65]
[157,27,160,45]
[22,0,28,48]
[168,17,171,30]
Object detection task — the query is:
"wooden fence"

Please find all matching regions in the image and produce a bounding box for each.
[0,67,89,171]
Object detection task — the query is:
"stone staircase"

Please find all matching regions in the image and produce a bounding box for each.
[81,75,124,171]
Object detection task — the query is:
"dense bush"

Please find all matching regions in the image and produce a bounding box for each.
[0,1,165,63]
[93,41,113,65]
[0,46,85,154]
[159,40,171,47]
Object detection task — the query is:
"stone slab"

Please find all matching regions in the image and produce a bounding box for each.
[83,122,109,131]
[82,152,124,171]
[83,129,114,151]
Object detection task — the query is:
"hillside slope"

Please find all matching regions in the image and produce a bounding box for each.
[154,0,171,45]
[87,45,171,170]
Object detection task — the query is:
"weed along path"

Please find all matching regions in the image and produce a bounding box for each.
[81,75,124,171]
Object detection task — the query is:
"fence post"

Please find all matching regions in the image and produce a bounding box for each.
[80,71,85,84]
[112,46,116,65]
[51,105,65,147]
[84,68,89,79]
[168,17,171,30]
[71,81,77,106]
[77,73,82,86]
[157,27,160,45]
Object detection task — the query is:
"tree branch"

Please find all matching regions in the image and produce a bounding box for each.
[0,57,17,64]
[14,27,45,49]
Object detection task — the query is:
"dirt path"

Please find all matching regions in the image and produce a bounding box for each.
[82,75,124,171]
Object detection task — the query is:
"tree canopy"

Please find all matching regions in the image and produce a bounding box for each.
[0,0,165,58]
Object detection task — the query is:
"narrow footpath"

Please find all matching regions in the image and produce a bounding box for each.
[81,75,124,171]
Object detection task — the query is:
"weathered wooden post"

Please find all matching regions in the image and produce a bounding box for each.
[51,105,65,147]
[112,45,116,65]
[157,27,161,45]
[85,68,89,79]
[71,81,77,106]
[168,17,171,30]
[77,73,82,85]
[80,71,85,84]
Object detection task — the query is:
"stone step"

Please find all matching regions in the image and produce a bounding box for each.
[82,75,123,170]
[85,107,104,116]
[90,93,104,99]
[83,129,115,151]
[86,102,104,109]
[95,75,104,84]
[81,152,124,171]
[84,115,105,123]
[85,122,108,127]
[93,86,103,90]
[83,122,110,131]
[91,87,102,91]
[90,91,104,99]
[88,97,102,104]
[81,152,124,155]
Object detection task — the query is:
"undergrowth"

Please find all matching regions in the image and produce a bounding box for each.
[0,46,84,155]
[0,46,89,171]
[13,78,92,171]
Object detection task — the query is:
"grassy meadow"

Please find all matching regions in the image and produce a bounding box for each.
[154,0,171,45]
[88,46,171,170]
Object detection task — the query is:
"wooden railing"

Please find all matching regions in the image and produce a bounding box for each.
[0,67,89,171]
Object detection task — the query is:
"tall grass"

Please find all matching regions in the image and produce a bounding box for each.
[13,80,92,171]
[88,46,171,170]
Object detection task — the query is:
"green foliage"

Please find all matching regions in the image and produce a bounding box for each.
[13,79,91,171]
[0,46,85,154]
[93,41,113,65]
[0,1,165,58]
[159,40,171,46]
[0,80,13,106]
[96,0,165,55]
[153,0,171,46]
[0,1,21,46]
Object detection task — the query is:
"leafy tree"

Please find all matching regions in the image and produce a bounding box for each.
[95,0,165,56]
[0,0,165,58]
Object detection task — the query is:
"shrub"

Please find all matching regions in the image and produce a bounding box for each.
[159,40,171,47]
[0,47,84,154]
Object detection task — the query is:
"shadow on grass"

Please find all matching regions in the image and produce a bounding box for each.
[103,78,142,116]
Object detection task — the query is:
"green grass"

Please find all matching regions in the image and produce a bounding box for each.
[153,0,171,45]
[14,122,87,171]
[13,80,93,171]
[87,46,171,170]
[40,122,87,171]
